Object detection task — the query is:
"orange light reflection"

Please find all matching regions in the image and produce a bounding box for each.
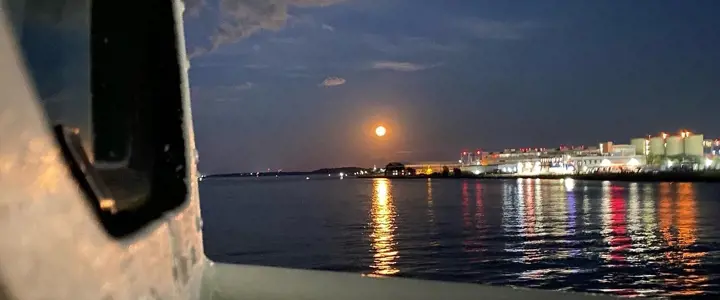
[658,183,673,249]
[662,183,708,297]
[369,178,399,276]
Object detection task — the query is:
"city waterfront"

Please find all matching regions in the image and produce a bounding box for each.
[200,176,720,298]
[396,131,720,177]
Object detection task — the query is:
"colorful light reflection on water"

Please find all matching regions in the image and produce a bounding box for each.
[202,177,720,298]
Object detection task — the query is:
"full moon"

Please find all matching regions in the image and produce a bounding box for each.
[375,125,387,137]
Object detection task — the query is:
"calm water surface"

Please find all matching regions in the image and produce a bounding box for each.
[200,177,720,298]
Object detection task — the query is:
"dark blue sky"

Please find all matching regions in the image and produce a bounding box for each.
[185,0,720,173]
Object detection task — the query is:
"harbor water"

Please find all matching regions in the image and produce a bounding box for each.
[200,176,720,298]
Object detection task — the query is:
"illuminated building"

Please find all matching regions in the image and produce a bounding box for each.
[383,162,406,176]
[456,144,644,175]
[459,151,471,165]
[702,139,713,154]
[634,130,713,169]
[631,138,648,155]
[459,150,488,166]
[599,141,613,154]
[404,161,461,175]
[455,130,716,175]
[610,144,637,156]
[402,130,717,176]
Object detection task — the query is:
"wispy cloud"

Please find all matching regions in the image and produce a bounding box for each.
[184,0,206,17]
[322,24,335,32]
[455,18,538,40]
[268,37,306,44]
[362,34,462,54]
[185,0,346,58]
[319,76,346,87]
[235,82,255,90]
[371,61,439,72]
[286,14,316,28]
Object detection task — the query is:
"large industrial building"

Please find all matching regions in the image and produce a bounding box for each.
[396,130,718,177]
[631,131,705,158]
[453,130,718,175]
[628,131,715,170]
[456,144,645,175]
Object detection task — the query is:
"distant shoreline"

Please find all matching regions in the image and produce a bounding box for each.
[356,172,720,183]
[203,167,370,178]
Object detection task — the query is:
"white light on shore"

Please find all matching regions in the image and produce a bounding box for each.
[564,178,575,192]
[627,158,640,167]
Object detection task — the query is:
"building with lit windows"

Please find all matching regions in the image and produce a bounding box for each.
[384,162,407,176]
[465,144,645,175]
[705,139,720,156]
[403,161,464,175]
[457,130,715,175]
[459,150,488,166]
[399,130,717,176]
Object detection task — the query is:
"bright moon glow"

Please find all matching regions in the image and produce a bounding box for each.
[375,126,387,137]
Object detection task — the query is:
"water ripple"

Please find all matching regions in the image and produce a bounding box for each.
[201,177,720,298]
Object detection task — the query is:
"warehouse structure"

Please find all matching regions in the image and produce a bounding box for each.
[451,130,717,175]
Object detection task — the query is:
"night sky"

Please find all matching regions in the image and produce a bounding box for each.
[185,0,720,173]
